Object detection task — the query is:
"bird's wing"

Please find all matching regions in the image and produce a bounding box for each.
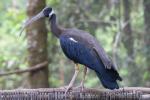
[63,28,117,70]
[93,44,116,70]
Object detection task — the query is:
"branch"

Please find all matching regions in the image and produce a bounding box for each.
[112,21,129,68]
[120,87,150,94]
[0,87,150,99]
[0,61,48,76]
[79,20,112,27]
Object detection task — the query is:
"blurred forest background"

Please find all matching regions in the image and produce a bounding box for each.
[0,0,150,89]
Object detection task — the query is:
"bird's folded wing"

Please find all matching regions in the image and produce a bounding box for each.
[93,46,117,70]
[64,28,117,70]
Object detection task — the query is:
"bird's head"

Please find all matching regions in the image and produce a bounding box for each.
[19,7,55,35]
[43,7,55,18]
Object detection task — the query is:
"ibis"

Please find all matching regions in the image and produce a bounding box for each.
[20,7,122,93]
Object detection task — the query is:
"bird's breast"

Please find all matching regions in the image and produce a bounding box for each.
[59,36,80,62]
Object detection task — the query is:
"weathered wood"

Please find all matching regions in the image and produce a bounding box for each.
[0,87,150,100]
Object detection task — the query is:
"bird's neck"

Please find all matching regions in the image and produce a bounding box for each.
[50,14,63,38]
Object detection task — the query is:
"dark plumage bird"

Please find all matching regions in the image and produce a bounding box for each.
[20,7,122,92]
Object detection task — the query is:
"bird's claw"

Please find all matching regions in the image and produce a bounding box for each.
[64,85,73,96]
[60,86,73,99]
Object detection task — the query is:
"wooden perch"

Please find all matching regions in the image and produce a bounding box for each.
[0,87,150,100]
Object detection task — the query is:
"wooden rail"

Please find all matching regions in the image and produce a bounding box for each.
[0,87,150,100]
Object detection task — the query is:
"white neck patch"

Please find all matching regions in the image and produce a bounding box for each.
[49,10,55,17]
[69,37,78,43]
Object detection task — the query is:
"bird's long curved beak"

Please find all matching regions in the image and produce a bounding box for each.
[19,11,45,36]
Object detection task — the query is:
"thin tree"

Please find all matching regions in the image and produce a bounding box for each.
[143,0,150,87]
[122,0,140,85]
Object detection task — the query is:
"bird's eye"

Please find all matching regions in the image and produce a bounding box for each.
[43,7,52,17]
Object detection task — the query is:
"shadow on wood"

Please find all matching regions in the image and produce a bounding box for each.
[0,87,150,100]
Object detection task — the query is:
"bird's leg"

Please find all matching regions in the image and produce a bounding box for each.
[65,63,79,94]
[76,66,87,91]
[80,67,87,89]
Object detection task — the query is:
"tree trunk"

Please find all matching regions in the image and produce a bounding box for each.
[122,0,134,56]
[143,0,150,86]
[26,0,49,88]
[122,0,140,86]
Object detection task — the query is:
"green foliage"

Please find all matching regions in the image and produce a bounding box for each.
[0,0,27,89]
[0,0,149,89]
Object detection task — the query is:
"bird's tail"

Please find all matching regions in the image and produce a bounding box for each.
[95,69,122,90]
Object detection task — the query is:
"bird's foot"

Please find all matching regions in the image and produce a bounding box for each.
[60,85,73,99]
[64,85,73,96]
